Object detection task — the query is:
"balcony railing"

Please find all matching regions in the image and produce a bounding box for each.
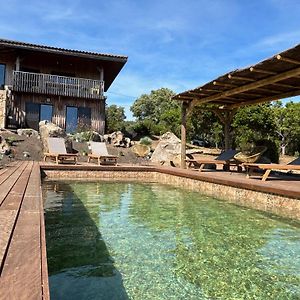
[12,71,104,99]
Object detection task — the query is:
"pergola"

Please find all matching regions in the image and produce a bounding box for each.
[173,43,300,168]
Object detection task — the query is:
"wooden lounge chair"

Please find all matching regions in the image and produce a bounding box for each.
[186,149,242,172]
[243,157,300,181]
[44,137,78,164]
[87,142,118,165]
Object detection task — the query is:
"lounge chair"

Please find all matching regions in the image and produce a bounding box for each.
[243,157,300,181]
[234,146,267,163]
[44,137,78,164]
[87,142,118,165]
[186,149,242,172]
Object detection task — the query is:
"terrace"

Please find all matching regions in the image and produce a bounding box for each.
[12,71,105,99]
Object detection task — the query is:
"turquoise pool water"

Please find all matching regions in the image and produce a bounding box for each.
[43,181,300,300]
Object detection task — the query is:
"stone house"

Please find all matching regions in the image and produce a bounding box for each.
[0,39,127,134]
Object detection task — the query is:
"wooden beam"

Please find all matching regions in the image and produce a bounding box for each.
[187,92,207,96]
[228,74,255,82]
[15,56,20,71]
[249,67,276,75]
[271,82,299,89]
[190,66,300,108]
[213,81,237,88]
[256,87,281,94]
[276,55,300,65]
[228,89,300,109]
[181,102,188,169]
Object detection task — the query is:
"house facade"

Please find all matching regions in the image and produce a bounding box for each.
[0,39,127,134]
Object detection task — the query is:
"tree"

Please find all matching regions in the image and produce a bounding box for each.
[274,101,300,155]
[106,104,126,133]
[187,107,223,146]
[232,103,278,148]
[130,88,180,135]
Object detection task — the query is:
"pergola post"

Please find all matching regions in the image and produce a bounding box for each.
[180,101,189,168]
[224,111,230,151]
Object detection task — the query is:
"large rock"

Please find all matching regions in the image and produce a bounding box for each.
[0,135,10,154]
[150,132,181,166]
[108,131,132,148]
[39,121,66,152]
[17,128,39,138]
[132,144,151,157]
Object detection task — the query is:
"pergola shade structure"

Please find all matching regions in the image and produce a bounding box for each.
[173,43,300,168]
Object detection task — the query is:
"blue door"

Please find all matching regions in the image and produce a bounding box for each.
[66,106,78,133]
[40,104,53,123]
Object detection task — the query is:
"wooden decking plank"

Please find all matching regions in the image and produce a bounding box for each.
[0,162,48,300]
[0,161,22,186]
[0,162,33,274]
[0,162,28,206]
[0,211,42,300]
[22,162,42,212]
[0,210,16,270]
[0,161,32,209]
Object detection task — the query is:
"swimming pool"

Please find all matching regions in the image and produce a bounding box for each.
[43,181,300,299]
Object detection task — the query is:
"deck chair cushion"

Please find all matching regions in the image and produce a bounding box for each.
[47,137,67,154]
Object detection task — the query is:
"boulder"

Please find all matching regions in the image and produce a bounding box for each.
[132,144,151,157]
[91,131,104,142]
[39,121,66,152]
[17,128,39,138]
[111,131,124,145]
[109,131,132,147]
[0,135,10,154]
[150,132,181,166]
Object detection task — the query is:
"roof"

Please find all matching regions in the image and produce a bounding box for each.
[0,38,128,91]
[173,43,300,109]
[0,38,127,62]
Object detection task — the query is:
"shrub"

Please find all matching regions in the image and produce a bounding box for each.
[140,136,152,146]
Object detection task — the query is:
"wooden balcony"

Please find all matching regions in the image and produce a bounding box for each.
[12,71,104,99]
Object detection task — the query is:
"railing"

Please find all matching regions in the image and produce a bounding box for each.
[12,71,104,99]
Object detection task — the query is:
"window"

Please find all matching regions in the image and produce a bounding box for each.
[66,106,78,133]
[78,107,91,129]
[40,104,53,122]
[66,106,92,133]
[25,102,40,130]
[25,102,53,130]
[0,64,5,89]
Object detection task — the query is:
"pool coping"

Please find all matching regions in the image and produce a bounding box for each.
[40,163,300,200]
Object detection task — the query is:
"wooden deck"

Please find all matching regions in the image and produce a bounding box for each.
[0,161,49,300]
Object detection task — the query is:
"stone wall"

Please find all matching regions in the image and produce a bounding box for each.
[0,90,6,128]
[42,169,300,221]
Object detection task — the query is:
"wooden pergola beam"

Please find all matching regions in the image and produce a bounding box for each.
[188,66,300,108]
[249,67,276,75]
[271,82,299,89]
[277,55,300,65]
[227,89,300,109]
[228,74,255,82]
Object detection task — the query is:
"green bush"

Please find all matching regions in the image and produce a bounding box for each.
[140,136,152,146]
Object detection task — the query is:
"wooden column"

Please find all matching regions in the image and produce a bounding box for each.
[16,56,20,71]
[181,101,189,168]
[224,111,230,151]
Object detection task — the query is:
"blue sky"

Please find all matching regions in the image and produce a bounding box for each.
[1,0,300,119]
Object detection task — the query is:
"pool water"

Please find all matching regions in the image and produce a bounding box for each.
[43,181,300,300]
